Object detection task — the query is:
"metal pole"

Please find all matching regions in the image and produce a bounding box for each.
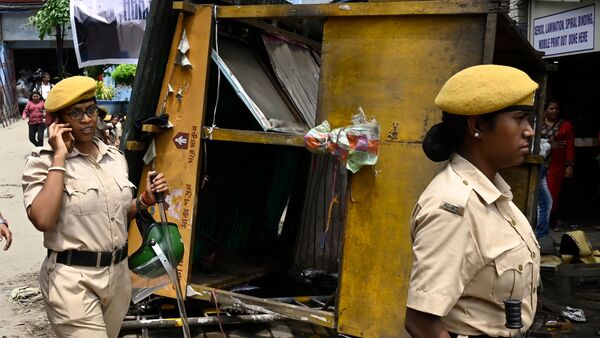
[121,314,284,330]
[150,169,192,338]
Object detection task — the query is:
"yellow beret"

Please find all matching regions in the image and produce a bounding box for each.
[434,65,538,116]
[97,105,110,119]
[45,76,96,113]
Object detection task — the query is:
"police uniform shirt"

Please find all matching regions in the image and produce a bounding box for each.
[407,154,540,337]
[22,138,135,252]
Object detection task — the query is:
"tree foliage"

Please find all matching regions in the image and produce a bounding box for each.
[85,65,112,80]
[28,0,70,40]
[111,65,137,87]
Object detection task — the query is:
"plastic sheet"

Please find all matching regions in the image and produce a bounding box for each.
[561,306,586,322]
[304,107,380,173]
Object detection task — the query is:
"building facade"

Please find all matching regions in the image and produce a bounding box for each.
[526,0,599,225]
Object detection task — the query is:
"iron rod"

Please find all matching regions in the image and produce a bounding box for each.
[121,314,284,329]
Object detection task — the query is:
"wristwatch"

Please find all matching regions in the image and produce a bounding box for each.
[0,219,8,226]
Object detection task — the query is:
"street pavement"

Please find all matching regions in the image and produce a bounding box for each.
[0,119,48,336]
[0,119,46,275]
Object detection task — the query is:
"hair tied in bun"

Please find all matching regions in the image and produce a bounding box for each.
[422,122,454,162]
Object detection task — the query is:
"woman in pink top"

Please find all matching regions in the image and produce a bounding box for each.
[22,90,46,147]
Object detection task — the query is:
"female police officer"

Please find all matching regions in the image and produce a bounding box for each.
[22,76,169,338]
[405,65,541,338]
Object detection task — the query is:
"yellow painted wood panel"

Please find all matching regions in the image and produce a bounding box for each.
[318,16,486,337]
[216,1,492,19]
[128,6,213,299]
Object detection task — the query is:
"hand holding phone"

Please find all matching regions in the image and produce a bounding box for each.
[48,117,73,156]
[61,129,75,153]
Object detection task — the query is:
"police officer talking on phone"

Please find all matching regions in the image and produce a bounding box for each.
[21,76,169,338]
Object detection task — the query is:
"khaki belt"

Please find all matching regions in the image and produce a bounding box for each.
[48,244,128,267]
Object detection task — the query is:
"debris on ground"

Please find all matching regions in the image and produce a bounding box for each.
[561,306,586,322]
[9,286,42,304]
[544,319,574,332]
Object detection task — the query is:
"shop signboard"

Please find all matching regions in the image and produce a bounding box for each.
[533,5,595,57]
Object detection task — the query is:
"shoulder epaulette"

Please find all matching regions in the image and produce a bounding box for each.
[438,172,472,216]
[30,146,54,158]
[107,145,124,155]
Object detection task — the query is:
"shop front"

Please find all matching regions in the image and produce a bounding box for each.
[529,0,600,225]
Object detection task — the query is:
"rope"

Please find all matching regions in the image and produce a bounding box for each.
[211,5,221,128]
[201,6,223,191]
[201,141,209,190]
[196,65,225,255]
[321,161,339,249]
[211,290,226,337]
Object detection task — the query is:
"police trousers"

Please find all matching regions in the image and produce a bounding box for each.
[40,253,132,338]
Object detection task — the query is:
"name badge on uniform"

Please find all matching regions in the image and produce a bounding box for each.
[440,202,464,216]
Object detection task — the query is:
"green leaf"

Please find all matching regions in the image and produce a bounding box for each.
[28,0,69,40]
[96,81,116,100]
[111,64,137,86]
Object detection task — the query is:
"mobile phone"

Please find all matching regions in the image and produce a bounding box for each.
[54,115,74,151]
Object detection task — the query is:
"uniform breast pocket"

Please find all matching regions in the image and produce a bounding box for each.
[492,244,534,304]
[64,179,101,215]
[113,176,135,211]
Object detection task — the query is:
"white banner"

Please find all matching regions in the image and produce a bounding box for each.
[533,5,595,57]
[70,0,152,67]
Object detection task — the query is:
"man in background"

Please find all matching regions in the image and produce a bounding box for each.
[35,72,53,100]
[15,69,30,113]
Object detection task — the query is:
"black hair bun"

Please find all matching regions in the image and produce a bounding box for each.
[422,123,454,162]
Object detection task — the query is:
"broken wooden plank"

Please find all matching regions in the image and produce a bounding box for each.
[187,285,336,328]
[173,0,196,13]
[239,19,322,50]
[202,127,305,147]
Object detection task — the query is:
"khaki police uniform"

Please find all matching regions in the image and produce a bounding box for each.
[22,138,135,338]
[407,154,541,337]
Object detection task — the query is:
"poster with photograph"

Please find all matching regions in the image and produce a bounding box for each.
[71,0,152,67]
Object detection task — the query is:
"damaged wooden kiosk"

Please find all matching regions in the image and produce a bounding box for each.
[123,0,546,336]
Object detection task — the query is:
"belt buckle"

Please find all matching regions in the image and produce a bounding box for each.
[111,249,117,265]
[96,252,102,267]
[66,250,73,265]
